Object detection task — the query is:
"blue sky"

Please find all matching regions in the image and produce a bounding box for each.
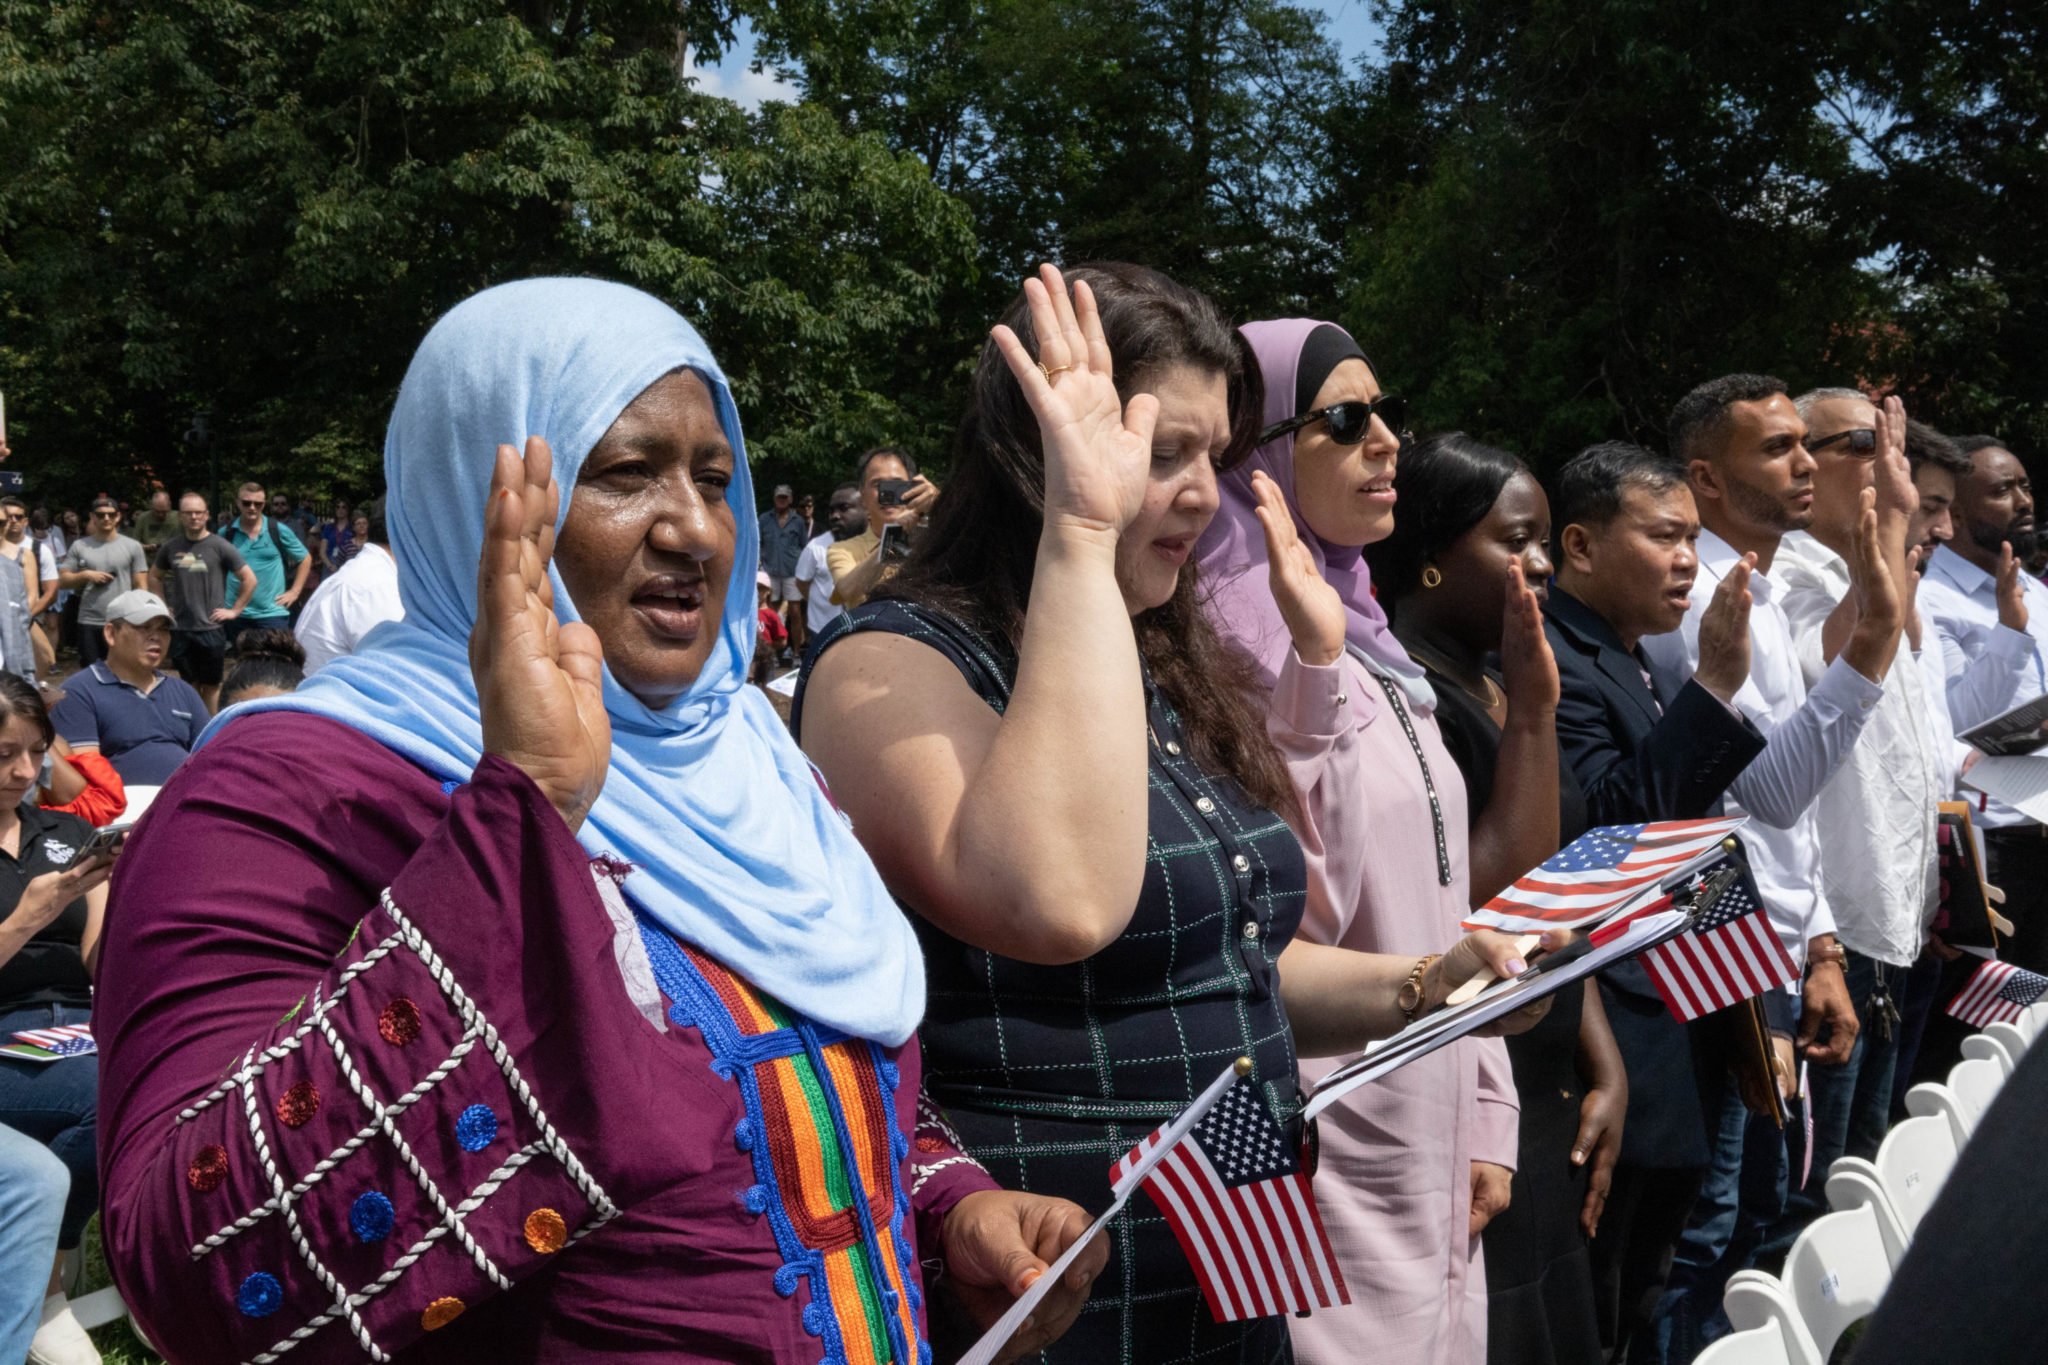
[697,1,1389,108]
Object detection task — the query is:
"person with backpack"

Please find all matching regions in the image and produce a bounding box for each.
[221,480,311,641]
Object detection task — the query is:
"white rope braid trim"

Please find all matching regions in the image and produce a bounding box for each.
[244,1142,561,1365]
[190,1024,482,1259]
[237,1050,387,1362]
[908,1154,982,1198]
[312,1008,511,1293]
[176,933,405,1126]
[379,891,618,1219]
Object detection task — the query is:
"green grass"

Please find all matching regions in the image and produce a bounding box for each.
[74,1217,164,1364]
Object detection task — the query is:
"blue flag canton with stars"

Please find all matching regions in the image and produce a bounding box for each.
[1691,865,1761,932]
[1192,1079,1299,1187]
[2001,967,2048,1009]
[1539,824,1648,875]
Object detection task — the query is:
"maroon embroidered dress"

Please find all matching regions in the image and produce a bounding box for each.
[93,713,996,1363]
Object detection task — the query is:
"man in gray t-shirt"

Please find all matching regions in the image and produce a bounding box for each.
[58,497,150,667]
[148,492,256,709]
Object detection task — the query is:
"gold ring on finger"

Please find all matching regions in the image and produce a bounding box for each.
[1038,362,1074,381]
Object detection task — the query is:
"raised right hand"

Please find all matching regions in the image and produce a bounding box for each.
[1997,541,2029,632]
[1694,554,1755,703]
[990,264,1156,540]
[471,437,611,832]
[1499,561,1559,717]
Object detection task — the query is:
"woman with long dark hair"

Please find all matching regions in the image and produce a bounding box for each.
[1368,433,1623,1365]
[796,265,1554,1363]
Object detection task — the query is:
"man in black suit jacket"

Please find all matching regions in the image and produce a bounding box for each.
[1544,443,1768,1362]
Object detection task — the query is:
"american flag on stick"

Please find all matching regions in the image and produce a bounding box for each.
[1463,816,1749,935]
[1112,1074,1348,1323]
[1946,958,2048,1029]
[1636,865,1799,1022]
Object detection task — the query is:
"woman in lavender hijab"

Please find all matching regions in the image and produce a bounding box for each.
[1197,320,1556,1363]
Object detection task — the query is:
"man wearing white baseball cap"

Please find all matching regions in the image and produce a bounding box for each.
[50,589,209,786]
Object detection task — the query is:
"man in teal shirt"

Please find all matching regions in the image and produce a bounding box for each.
[223,479,311,643]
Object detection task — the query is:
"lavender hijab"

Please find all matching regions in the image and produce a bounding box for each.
[1195,317,1435,711]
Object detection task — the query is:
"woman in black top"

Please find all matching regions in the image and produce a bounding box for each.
[1368,433,1625,1365]
[796,266,1556,1364]
[0,672,118,1309]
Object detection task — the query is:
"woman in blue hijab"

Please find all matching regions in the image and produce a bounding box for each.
[92,278,1103,1364]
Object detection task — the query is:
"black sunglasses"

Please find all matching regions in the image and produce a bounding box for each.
[1809,427,1878,459]
[1259,395,1409,447]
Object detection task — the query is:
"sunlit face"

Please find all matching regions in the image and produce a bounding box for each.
[1291,358,1400,549]
[0,714,45,808]
[554,369,737,709]
[107,617,171,673]
[1114,364,1228,614]
[1422,472,1553,648]
[1693,394,1815,536]
[1909,464,1957,569]
[1958,445,2036,562]
[1803,394,1878,548]
[858,454,910,527]
[1563,482,1704,645]
[178,495,210,534]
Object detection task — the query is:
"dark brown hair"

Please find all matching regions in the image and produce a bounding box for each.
[0,672,54,747]
[880,262,1299,820]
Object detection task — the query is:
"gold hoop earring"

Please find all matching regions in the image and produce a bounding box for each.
[1421,566,1443,589]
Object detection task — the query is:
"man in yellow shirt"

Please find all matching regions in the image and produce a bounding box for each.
[828,445,939,608]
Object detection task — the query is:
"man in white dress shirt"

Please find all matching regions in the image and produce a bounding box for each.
[1641,373,1908,1359]
[1764,388,1956,1254]
[294,508,402,674]
[1914,434,2048,969]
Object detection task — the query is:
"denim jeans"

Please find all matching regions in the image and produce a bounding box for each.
[1757,949,1900,1266]
[0,1001,97,1245]
[1643,1072,1790,1363]
[0,1121,67,1360]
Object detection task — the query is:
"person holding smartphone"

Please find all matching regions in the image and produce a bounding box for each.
[0,672,118,1365]
[827,445,940,610]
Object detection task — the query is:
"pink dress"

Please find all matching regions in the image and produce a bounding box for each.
[1269,653,1521,1365]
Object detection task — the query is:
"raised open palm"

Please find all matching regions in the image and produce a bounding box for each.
[1251,470,1345,666]
[990,264,1156,538]
[471,437,611,831]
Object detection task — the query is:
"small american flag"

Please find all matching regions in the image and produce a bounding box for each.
[1638,866,1798,1021]
[11,1024,95,1057]
[1946,959,2048,1029]
[1111,1076,1348,1323]
[1464,816,1748,934]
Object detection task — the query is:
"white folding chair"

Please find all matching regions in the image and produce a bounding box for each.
[1695,1323,1796,1365]
[1960,1030,2015,1075]
[1723,1271,1821,1365]
[1823,1160,1911,1265]
[1947,1054,2006,1129]
[1984,1018,2031,1060]
[1872,1113,1958,1241]
[1780,1203,1894,1361]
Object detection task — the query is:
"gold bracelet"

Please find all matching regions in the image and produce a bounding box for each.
[1398,953,1442,1023]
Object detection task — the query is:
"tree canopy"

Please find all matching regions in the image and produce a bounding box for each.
[1,0,2042,510]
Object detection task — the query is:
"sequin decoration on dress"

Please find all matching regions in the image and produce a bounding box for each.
[640,924,929,1365]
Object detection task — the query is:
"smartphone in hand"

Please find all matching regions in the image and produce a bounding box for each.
[75,819,136,863]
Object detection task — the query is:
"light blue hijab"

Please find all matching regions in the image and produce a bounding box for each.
[204,278,925,1045]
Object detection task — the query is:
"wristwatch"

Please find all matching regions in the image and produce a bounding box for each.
[1398,954,1442,1023]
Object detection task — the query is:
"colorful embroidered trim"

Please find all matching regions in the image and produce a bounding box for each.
[641,925,928,1365]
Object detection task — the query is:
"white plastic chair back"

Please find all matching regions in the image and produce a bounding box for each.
[1961,1030,2015,1075]
[1781,1204,1893,1360]
[1823,1162,1910,1265]
[1901,1080,1969,1149]
[1723,1272,1822,1365]
[1947,1054,2006,1133]
[1695,1323,1796,1365]
[1983,1018,2030,1061]
[1873,1114,1958,1239]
